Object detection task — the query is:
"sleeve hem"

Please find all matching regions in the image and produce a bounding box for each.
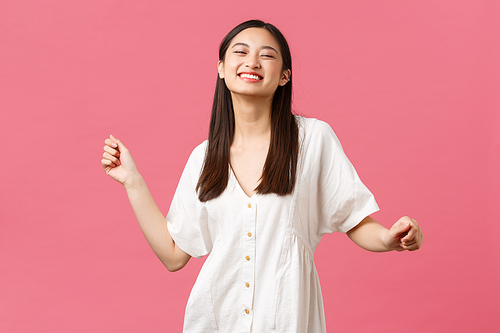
[167,220,207,259]
[338,202,380,234]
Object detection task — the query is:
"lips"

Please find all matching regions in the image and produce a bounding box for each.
[238,72,263,80]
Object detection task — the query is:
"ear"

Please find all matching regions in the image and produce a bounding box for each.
[279,69,291,86]
[217,60,225,79]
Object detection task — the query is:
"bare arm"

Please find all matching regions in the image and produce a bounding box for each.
[102,135,190,272]
[347,216,423,252]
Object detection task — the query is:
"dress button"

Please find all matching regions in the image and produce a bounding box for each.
[247,203,252,208]
[245,283,250,288]
[245,309,250,314]
[245,256,250,261]
[247,232,252,237]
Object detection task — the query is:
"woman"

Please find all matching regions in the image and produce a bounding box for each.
[102,20,422,332]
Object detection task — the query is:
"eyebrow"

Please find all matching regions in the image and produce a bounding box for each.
[231,42,279,54]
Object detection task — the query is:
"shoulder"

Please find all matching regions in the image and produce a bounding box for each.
[181,140,208,177]
[296,115,338,137]
[296,116,343,152]
[191,140,208,158]
[187,140,207,164]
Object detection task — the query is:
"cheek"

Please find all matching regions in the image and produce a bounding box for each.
[268,69,284,84]
[223,56,240,71]
[267,62,284,77]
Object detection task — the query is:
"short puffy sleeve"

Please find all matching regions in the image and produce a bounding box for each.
[166,141,212,259]
[298,119,379,236]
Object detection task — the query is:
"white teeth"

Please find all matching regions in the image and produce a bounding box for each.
[240,73,261,80]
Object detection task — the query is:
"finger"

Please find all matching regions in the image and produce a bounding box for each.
[110,134,126,151]
[103,145,120,158]
[402,242,421,251]
[394,219,411,236]
[401,233,421,249]
[104,138,118,149]
[101,158,117,169]
[401,225,416,242]
[401,223,420,243]
[103,151,120,165]
[401,239,417,247]
[103,151,121,166]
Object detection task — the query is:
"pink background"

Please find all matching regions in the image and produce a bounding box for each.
[1,0,499,332]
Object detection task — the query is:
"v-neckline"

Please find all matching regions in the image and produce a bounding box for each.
[229,165,258,200]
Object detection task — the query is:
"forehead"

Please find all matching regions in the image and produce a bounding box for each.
[230,28,280,53]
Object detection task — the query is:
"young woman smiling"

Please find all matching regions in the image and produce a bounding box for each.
[102,20,423,332]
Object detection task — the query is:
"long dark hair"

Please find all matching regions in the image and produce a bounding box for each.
[196,20,298,202]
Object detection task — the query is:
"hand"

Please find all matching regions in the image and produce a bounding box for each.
[384,216,423,252]
[101,134,139,187]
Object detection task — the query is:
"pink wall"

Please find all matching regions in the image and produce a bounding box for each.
[1,1,498,332]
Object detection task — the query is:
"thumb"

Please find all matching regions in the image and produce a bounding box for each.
[392,218,411,236]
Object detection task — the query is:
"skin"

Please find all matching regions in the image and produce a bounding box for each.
[218,28,290,197]
[101,27,422,272]
[102,136,190,271]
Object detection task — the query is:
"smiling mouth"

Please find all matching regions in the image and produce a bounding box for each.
[238,73,263,80]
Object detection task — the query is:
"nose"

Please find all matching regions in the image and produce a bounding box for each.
[245,53,261,68]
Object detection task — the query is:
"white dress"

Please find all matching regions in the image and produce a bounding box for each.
[167,117,379,332]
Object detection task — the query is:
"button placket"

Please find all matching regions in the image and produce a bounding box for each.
[241,200,256,332]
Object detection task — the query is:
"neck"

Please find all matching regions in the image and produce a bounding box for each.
[231,93,273,145]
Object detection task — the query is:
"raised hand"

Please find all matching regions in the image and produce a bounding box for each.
[384,216,423,251]
[101,135,139,187]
